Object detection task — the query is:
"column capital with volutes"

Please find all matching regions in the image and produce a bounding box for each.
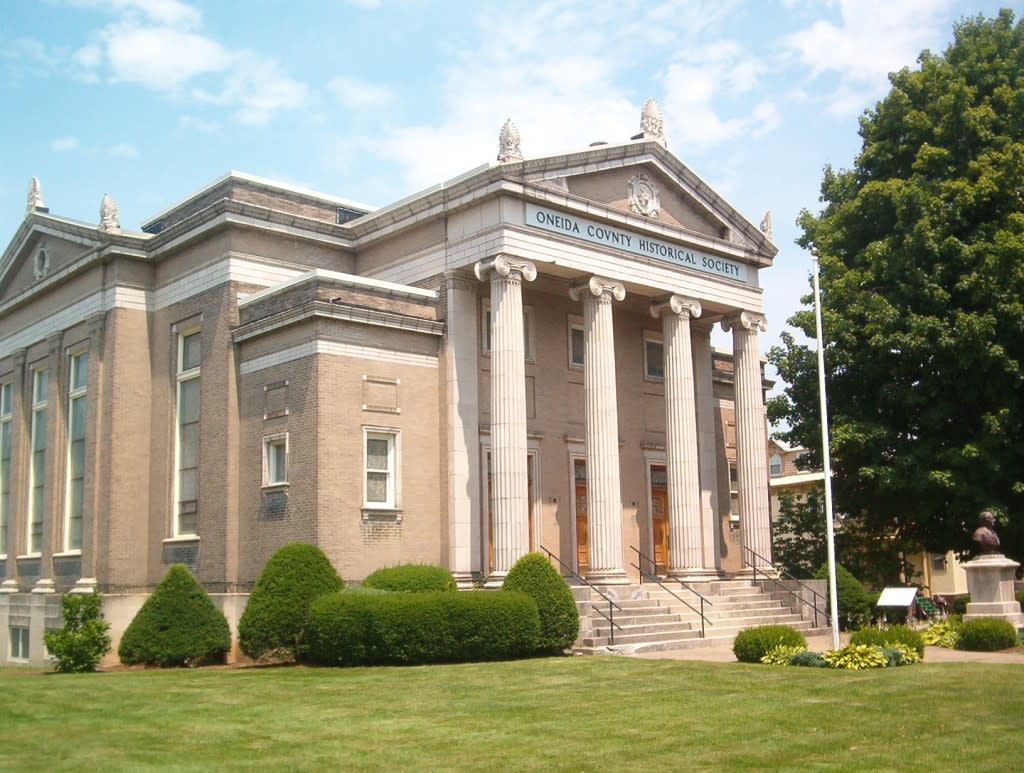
[474,255,537,283]
[569,275,625,303]
[721,310,767,334]
[651,295,702,320]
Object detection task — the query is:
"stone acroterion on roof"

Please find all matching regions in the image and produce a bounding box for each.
[497,118,523,163]
[26,177,45,215]
[99,193,120,233]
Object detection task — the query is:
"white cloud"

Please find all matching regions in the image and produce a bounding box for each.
[51,136,80,152]
[178,115,220,132]
[347,0,382,7]
[103,23,230,88]
[328,76,393,110]
[352,0,750,191]
[62,0,307,124]
[110,142,139,157]
[785,0,956,115]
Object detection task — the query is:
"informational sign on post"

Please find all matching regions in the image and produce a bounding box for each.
[876,587,918,608]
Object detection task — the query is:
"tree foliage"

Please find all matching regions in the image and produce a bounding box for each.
[44,592,111,673]
[770,10,1024,560]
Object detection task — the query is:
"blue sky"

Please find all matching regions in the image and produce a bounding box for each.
[0,0,1013,358]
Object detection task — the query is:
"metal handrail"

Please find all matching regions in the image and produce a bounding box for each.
[629,546,714,638]
[540,545,624,645]
[743,546,831,628]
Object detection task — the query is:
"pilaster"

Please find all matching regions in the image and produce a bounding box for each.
[570,276,629,585]
[443,273,481,586]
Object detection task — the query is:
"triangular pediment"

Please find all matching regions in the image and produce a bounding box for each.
[520,142,775,261]
[0,218,102,306]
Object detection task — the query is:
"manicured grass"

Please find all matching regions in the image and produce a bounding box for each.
[3,657,1022,771]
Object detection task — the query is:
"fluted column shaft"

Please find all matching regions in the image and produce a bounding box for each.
[652,296,705,577]
[723,311,772,570]
[691,323,722,573]
[571,276,629,584]
[475,256,536,582]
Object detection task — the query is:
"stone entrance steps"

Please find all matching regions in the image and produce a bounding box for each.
[572,579,822,655]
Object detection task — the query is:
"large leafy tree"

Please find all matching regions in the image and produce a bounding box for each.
[770,10,1024,561]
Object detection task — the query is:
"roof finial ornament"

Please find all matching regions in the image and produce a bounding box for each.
[99,193,121,233]
[638,98,666,146]
[759,210,773,241]
[497,118,523,163]
[26,177,45,215]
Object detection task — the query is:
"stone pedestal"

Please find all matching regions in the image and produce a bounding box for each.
[963,554,1024,628]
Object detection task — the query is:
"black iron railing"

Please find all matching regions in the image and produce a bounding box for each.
[743,546,831,628]
[629,546,714,638]
[540,545,624,645]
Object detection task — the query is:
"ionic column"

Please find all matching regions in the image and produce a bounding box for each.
[570,276,629,585]
[722,311,772,572]
[475,255,536,584]
[691,322,722,574]
[651,295,707,579]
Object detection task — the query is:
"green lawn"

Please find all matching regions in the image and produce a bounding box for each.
[2,657,1021,771]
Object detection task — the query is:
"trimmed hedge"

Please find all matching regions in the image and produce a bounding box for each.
[362,564,456,593]
[306,590,541,666]
[849,624,925,659]
[118,565,231,667]
[502,552,579,652]
[957,617,1019,652]
[238,543,344,661]
[732,624,807,663]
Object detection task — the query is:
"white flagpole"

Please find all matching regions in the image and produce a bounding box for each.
[812,248,841,650]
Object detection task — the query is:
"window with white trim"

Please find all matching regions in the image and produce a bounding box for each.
[481,301,535,361]
[263,434,288,486]
[568,316,584,369]
[174,330,201,536]
[64,353,88,552]
[9,625,29,661]
[363,428,398,510]
[0,382,12,556]
[644,332,664,381]
[27,368,47,554]
[769,453,783,478]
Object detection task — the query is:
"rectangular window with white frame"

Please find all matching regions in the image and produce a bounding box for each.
[262,434,288,487]
[27,368,47,555]
[0,381,12,557]
[568,315,584,369]
[363,428,399,511]
[64,352,88,552]
[9,625,29,661]
[481,300,535,361]
[174,329,201,536]
[644,331,664,381]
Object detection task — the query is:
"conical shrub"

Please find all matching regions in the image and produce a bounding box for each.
[118,564,231,667]
[238,543,344,660]
[502,552,579,652]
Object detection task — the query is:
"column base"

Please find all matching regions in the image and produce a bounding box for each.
[668,568,723,584]
[483,572,508,589]
[0,579,18,594]
[585,569,632,586]
[70,577,98,594]
[735,566,778,581]
[31,578,56,594]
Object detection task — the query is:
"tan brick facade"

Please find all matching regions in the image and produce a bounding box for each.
[0,141,775,664]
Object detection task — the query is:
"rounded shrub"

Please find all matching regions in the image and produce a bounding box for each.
[305,589,540,666]
[362,564,456,593]
[501,552,579,653]
[815,563,873,630]
[238,543,344,661]
[788,650,828,668]
[732,624,807,663]
[849,624,925,659]
[952,595,970,615]
[118,564,231,667]
[44,592,111,673]
[956,617,1019,652]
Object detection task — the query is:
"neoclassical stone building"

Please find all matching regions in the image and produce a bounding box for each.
[0,102,776,664]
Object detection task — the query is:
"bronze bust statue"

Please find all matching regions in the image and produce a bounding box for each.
[972,510,1001,554]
